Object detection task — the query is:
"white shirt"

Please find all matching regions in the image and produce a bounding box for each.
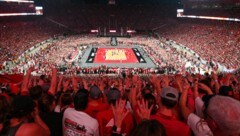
[187,113,213,136]
[195,97,204,118]
[187,97,213,136]
[63,108,99,136]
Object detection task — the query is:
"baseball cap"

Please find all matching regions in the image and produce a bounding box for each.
[107,88,121,102]
[161,87,179,102]
[90,85,101,99]
[207,95,240,135]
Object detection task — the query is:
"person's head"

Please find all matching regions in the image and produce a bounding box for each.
[29,85,43,101]
[218,86,234,98]
[198,79,211,92]
[38,93,56,114]
[0,95,10,124]
[40,75,46,81]
[131,119,166,136]
[38,75,46,86]
[203,95,240,135]
[89,85,102,100]
[160,87,179,109]
[10,95,35,119]
[73,89,89,111]
[143,93,157,115]
[61,93,73,107]
[107,88,121,106]
[141,85,153,96]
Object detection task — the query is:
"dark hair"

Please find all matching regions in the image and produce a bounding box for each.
[202,94,215,118]
[0,95,10,135]
[161,97,177,109]
[38,93,55,114]
[141,84,154,95]
[131,119,166,136]
[143,94,157,115]
[0,95,10,124]
[2,96,35,135]
[40,75,46,80]
[109,99,117,106]
[10,95,35,118]
[29,85,43,101]
[61,93,73,107]
[218,86,234,97]
[74,89,89,111]
[198,79,211,93]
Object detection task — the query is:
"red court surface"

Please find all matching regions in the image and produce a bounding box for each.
[94,48,139,63]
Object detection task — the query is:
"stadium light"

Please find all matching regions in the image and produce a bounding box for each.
[109,30,116,33]
[126,30,136,33]
[35,6,43,10]
[178,15,240,22]
[91,30,99,33]
[0,0,34,3]
[0,12,41,16]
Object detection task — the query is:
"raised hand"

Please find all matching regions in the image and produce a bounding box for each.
[160,76,170,88]
[132,75,138,83]
[27,66,35,73]
[211,72,218,81]
[137,99,153,120]
[82,78,89,90]
[72,75,79,92]
[193,78,199,98]
[63,79,70,92]
[198,82,213,95]
[175,75,182,85]
[99,80,105,92]
[175,75,183,92]
[111,99,129,128]
[182,78,190,91]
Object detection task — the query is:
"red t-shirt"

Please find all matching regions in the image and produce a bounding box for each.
[85,100,109,118]
[151,112,191,136]
[96,109,134,136]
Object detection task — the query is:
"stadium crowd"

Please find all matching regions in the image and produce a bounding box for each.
[1,18,238,75]
[1,6,239,72]
[0,67,240,136]
[1,1,240,136]
[3,35,207,75]
[157,19,240,69]
[120,37,204,73]
[0,18,67,64]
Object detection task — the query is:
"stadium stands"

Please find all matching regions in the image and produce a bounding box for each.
[0,2,240,136]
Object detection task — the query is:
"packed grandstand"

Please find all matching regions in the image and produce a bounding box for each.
[0,0,240,136]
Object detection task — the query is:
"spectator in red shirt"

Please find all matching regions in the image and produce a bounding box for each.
[151,87,191,136]
[131,120,166,136]
[96,88,134,136]
[85,85,109,118]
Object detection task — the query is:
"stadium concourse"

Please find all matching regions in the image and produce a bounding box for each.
[0,1,240,136]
